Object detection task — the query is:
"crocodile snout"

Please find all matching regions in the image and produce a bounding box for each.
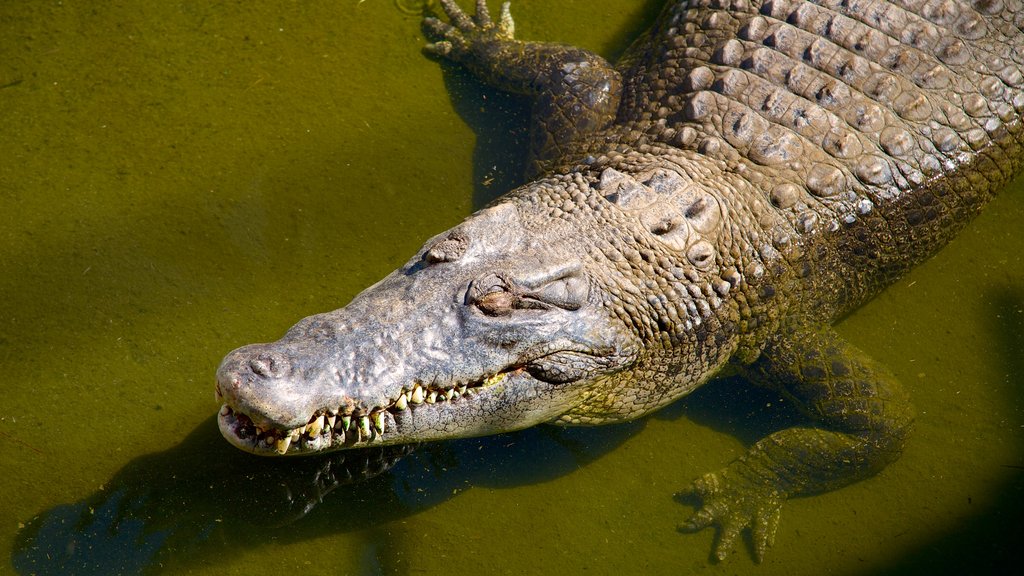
[214,343,321,431]
[247,350,289,380]
[216,345,291,394]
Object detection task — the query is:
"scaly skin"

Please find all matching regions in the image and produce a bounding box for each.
[215,0,1024,562]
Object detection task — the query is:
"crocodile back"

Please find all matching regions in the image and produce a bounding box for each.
[609,0,1024,316]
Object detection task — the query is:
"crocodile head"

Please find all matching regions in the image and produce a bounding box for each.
[215,184,648,456]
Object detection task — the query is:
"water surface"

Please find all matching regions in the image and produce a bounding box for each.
[2,1,1022,575]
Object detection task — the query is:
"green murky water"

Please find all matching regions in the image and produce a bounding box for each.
[2,1,1022,574]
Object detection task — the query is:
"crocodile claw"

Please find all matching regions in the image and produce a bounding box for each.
[677,470,783,563]
[423,0,515,59]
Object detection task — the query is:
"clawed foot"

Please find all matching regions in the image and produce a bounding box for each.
[677,470,784,563]
[423,0,515,59]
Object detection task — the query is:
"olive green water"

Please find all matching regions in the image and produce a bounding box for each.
[1,1,1022,575]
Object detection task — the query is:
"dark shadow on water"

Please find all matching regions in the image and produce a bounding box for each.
[436,62,532,209]
[658,374,806,445]
[872,286,1024,576]
[11,414,644,575]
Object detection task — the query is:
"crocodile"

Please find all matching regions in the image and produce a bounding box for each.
[215,0,1024,561]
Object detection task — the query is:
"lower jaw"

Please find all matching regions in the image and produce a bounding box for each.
[217,369,579,456]
[217,370,524,456]
[218,407,401,456]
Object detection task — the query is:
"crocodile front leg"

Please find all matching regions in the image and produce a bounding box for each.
[680,321,915,561]
[424,0,622,177]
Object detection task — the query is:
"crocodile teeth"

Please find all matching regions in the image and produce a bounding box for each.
[306,415,324,437]
[456,384,467,395]
[373,412,385,434]
[394,393,408,411]
[326,414,336,429]
[426,390,437,404]
[275,435,292,455]
[342,416,352,431]
[219,405,231,416]
[483,372,506,387]
[358,416,371,438]
[410,385,424,404]
[444,388,455,401]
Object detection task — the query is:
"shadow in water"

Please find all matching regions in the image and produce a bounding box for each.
[11,415,644,575]
[436,62,532,210]
[873,285,1024,575]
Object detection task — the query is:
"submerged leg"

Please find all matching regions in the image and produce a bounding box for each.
[680,322,914,561]
[423,0,622,177]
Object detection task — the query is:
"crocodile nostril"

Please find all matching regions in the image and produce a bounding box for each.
[249,352,286,378]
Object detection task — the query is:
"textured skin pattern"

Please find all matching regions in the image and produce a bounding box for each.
[603,0,1024,317]
[420,0,1024,561]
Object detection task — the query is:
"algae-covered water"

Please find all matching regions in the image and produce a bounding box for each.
[1,1,1022,575]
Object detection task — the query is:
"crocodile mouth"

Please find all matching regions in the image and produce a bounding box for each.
[217,368,522,456]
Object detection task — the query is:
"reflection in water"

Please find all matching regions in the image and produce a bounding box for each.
[12,416,641,575]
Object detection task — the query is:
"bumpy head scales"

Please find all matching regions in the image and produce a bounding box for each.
[215,196,639,456]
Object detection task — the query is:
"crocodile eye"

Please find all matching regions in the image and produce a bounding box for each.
[469,268,588,317]
[475,290,515,316]
[521,274,588,311]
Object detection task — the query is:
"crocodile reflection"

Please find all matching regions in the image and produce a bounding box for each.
[11,415,642,575]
